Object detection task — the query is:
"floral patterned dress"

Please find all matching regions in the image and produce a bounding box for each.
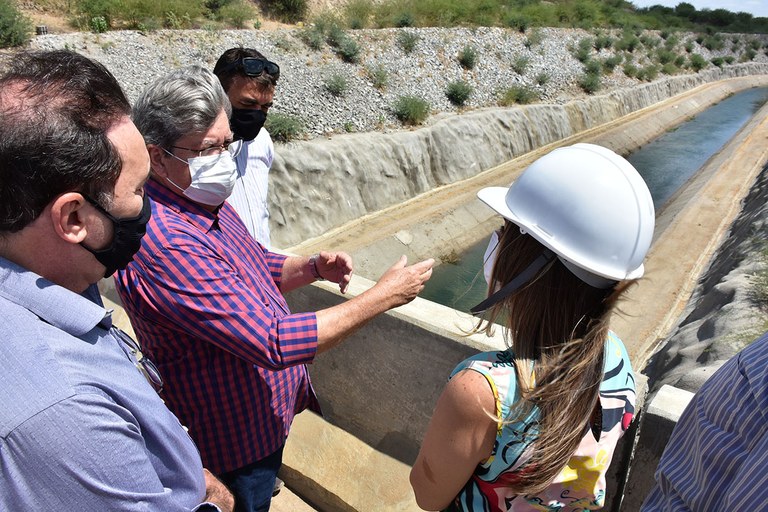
[449,331,635,512]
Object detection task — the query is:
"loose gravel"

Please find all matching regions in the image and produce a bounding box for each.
[26,26,768,139]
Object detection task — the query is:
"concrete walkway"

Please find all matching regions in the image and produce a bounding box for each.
[271,486,318,512]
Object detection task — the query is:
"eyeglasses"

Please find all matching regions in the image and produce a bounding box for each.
[223,57,280,81]
[112,327,163,393]
[170,139,243,159]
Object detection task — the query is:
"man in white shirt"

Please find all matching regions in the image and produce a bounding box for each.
[213,48,278,248]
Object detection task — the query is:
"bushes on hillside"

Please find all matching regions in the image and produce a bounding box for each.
[265,113,305,142]
[0,0,30,48]
[392,95,430,126]
[445,80,473,106]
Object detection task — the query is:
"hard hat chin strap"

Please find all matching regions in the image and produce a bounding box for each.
[471,249,556,316]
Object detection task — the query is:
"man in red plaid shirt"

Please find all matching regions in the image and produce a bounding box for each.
[115,65,433,512]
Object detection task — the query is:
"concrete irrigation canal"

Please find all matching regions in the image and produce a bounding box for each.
[100,70,768,511]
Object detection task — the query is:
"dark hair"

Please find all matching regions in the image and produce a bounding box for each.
[213,47,277,92]
[0,50,130,233]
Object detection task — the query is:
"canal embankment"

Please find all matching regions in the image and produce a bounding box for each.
[261,78,768,511]
[94,74,768,512]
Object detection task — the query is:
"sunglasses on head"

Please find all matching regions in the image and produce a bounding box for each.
[224,57,280,80]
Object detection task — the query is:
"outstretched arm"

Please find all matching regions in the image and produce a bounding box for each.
[315,255,434,353]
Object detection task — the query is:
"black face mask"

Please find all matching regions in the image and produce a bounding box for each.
[81,194,152,277]
[231,108,267,142]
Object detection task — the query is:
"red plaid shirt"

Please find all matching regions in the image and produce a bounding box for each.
[115,179,319,474]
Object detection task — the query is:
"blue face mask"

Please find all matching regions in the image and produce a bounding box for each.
[80,194,152,277]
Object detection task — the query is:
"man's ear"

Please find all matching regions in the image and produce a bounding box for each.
[147,144,169,180]
[49,192,89,244]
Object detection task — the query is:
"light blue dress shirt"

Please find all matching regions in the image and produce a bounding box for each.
[0,256,218,511]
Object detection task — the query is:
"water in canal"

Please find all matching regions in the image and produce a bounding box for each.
[420,87,768,313]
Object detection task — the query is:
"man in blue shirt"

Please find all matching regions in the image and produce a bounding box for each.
[0,50,233,511]
[642,331,768,510]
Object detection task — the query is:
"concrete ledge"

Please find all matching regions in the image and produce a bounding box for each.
[620,384,695,510]
[281,411,420,512]
[285,274,506,466]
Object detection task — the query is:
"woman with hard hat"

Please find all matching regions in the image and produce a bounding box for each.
[410,143,655,511]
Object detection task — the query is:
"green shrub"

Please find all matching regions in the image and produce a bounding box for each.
[326,22,347,47]
[674,55,686,67]
[393,10,414,27]
[661,63,678,75]
[748,38,762,51]
[445,80,473,106]
[220,0,254,28]
[579,72,601,94]
[262,0,307,23]
[575,37,593,62]
[664,35,679,50]
[637,64,659,81]
[512,55,530,75]
[710,56,725,68]
[689,53,707,71]
[639,34,660,48]
[367,63,388,90]
[336,36,360,63]
[594,33,613,50]
[392,95,430,126]
[504,13,530,32]
[535,72,550,86]
[724,55,735,64]
[0,0,31,47]
[584,58,602,75]
[118,0,201,31]
[623,62,638,78]
[615,32,640,52]
[265,113,304,142]
[344,0,373,29]
[300,26,324,50]
[684,40,694,53]
[76,0,116,28]
[324,73,348,96]
[656,49,675,65]
[498,85,539,106]
[458,45,477,70]
[702,34,724,51]
[749,242,768,311]
[90,15,108,32]
[741,49,757,62]
[603,54,623,73]
[525,28,544,49]
[137,17,162,31]
[397,30,419,54]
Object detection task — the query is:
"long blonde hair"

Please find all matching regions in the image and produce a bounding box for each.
[476,223,634,495]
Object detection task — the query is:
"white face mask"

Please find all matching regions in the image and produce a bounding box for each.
[482,229,500,287]
[163,149,238,206]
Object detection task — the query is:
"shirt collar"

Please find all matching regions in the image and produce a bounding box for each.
[145,178,220,233]
[0,256,109,336]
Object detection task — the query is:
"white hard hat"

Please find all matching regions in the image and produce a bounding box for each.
[477,143,655,286]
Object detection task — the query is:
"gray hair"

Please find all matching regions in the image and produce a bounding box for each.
[133,65,232,148]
